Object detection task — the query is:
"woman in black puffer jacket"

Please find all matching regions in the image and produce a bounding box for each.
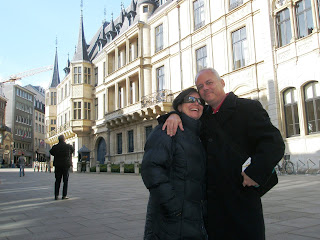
[141,88,208,240]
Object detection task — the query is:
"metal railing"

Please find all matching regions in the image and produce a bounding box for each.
[48,122,71,137]
[141,89,173,108]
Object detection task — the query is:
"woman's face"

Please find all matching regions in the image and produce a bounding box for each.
[178,92,204,120]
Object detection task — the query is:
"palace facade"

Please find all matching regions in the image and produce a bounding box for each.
[46,0,320,171]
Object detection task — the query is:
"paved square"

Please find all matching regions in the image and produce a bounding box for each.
[0,169,319,239]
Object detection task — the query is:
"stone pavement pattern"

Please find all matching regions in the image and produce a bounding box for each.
[0,169,319,240]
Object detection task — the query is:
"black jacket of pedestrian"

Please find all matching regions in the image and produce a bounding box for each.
[49,142,74,168]
[200,92,285,240]
[142,113,208,240]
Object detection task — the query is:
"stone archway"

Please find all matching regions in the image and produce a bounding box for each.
[97,138,106,164]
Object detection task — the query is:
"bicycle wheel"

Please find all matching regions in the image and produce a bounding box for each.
[285,161,294,174]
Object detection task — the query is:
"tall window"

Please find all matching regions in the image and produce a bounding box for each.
[94,67,98,86]
[65,84,68,97]
[232,27,248,70]
[304,82,320,134]
[194,0,205,30]
[61,88,64,101]
[95,98,98,120]
[50,92,56,105]
[84,102,91,120]
[283,88,300,137]
[145,126,153,142]
[117,133,122,154]
[295,0,314,38]
[230,0,243,11]
[156,66,165,91]
[128,130,134,152]
[276,8,292,47]
[119,87,124,108]
[74,67,81,84]
[155,24,163,52]
[196,46,207,72]
[73,102,81,120]
[84,67,91,84]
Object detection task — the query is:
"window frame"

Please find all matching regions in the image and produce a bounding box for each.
[117,133,122,154]
[304,81,320,134]
[295,0,314,39]
[73,101,82,120]
[232,27,248,70]
[283,88,300,137]
[193,0,205,30]
[196,45,207,72]
[128,130,134,153]
[156,66,165,91]
[276,8,292,47]
[155,24,164,53]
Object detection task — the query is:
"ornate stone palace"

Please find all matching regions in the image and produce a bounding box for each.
[46,0,320,171]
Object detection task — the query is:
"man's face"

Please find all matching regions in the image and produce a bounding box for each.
[196,70,226,108]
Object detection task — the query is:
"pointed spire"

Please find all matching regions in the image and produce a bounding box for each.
[120,2,125,23]
[50,43,60,88]
[111,13,115,32]
[64,53,71,75]
[130,0,136,12]
[73,1,90,62]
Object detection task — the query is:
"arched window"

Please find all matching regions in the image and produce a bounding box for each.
[304,81,320,133]
[283,88,300,137]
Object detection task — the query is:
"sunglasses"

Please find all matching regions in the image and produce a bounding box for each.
[183,96,205,105]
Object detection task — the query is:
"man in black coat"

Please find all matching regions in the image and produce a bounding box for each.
[163,68,285,240]
[49,135,74,200]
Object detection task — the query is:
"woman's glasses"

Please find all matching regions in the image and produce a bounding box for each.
[183,96,205,105]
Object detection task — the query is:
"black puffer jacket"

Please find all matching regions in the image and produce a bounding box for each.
[141,113,207,240]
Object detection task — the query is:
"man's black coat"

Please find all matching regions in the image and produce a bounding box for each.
[200,92,285,240]
[49,141,74,168]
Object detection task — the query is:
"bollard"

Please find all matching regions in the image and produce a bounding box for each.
[134,161,140,174]
[120,161,124,174]
[96,161,100,173]
[77,162,81,172]
[107,161,111,172]
[86,161,90,173]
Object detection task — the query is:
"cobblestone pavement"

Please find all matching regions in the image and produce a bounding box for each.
[0,169,319,240]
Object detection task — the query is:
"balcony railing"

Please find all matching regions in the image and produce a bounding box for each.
[141,89,174,108]
[48,122,71,137]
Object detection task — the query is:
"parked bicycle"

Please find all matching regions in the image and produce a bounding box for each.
[276,154,294,174]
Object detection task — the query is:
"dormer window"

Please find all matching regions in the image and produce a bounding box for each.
[143,6,148,13]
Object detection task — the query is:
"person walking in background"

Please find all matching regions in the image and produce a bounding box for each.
[141,88,208,240]
[49,135,74,200]
[18,153,26,177]
[162,68,285,240]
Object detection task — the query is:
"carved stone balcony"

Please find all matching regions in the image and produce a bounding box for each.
[105,89,174,129]
[46,122,76,145]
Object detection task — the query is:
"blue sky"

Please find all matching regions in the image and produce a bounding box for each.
[0,0,131,89]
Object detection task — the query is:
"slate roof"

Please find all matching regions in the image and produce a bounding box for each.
[72,13,90,63]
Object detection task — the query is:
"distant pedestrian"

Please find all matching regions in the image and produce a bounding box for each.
[18,153,26,177]
[49,135,74,200]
